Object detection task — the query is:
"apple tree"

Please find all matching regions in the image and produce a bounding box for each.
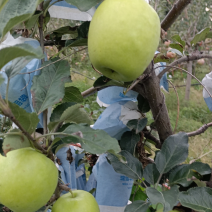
[0,0,212,212]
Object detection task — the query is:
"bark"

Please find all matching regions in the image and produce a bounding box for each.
[134,63,173,143]
[161,0,191,31]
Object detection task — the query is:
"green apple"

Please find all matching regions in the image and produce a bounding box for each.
[52,190,100,212]
[88,0,160,82]
[0,147,58,212]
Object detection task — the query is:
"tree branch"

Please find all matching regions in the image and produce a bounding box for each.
[161,0,191,31]
[143,130,161,149]
[134,64,173,143]
[0,96,45,152]
[158,54,212,79]
[187,122,212,137]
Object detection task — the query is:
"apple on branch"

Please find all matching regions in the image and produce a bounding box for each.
[167,51,176,59]
[52,190,100,212]
[0,148,58,212]
[88,0,160,82]
[197,58,205,65]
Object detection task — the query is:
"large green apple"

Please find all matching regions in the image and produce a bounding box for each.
[0,147,58,212]
[52,190,100,212]
[88,0,160,82]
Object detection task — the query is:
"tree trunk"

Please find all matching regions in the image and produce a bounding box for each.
[185,61,193,101]
[134,63,173,144]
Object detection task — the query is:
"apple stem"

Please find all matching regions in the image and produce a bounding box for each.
[69,189,74,198]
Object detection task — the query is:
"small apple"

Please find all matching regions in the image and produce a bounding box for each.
[164,40,171,46]
[198,41,203,46]
[52,190,100,212]
[0,148,58,212]
[167,52,176,58]
[88,0,160,82]
[197,58,205,65]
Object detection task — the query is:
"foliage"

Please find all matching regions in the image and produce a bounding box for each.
[0,0,212,212]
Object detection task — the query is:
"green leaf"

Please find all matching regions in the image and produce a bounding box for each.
[0,0,8,12]
[65,38,88,47]
[2,129,31,154]
[169,162,211,187]
[193,179,206,187]
[137,94,150,113]
[5,57,35,79]
[65,0,102,12]
[107,150,143,180]
[50,102,76,122]
[191,28,211,46]
[0,0,42,38]
[31,58,71,114]
[162,185,179,212]
[190,161,211,176]
[169,164,192,187]
[9,102,39,134]
[169,43,183,54]
[60,104,92,125]
[120,131,140,155]
[65,22,90,47]
[63,86,83,103]
[130,185,148,202]
[171,35,186,48]
[179,187,212,212]
[143,163,160,185]
[168,48,183,57]
[146,188,166,210]
[0,44,44,70]
[153,53,169,64]
[93,76,125,88]
[124,200,150,212]
[61,123,121,154]
[147,187,179,212]
[49,26,78,38]
[155,132,188,174]
[25,11,42,29]
[127,118,148,134]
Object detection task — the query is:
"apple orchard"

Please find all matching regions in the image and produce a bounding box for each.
[0,0,212,212]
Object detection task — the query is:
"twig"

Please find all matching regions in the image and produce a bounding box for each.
[187,122,212,137]
[157,65,212,100]
[38,2,48,134]
[72,70,95,81]
[92,64,102,75]
[158,54,212,79]
[18,48,87,75]
[190,150,212,163]
[0,96,45,152]
[168,80,180,133]
[81,87,99,98]
[21,74,30,91]
[124,74,148,94]
[38,2,45,63]
[161,0,191,31]
[143,130,161,149]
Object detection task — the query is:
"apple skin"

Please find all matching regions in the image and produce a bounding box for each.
[197,58,205,65]
[52,190,100,212]
[0,148,58,212]
[164,40,171,46]
[88,0,160,82]
[167,52,176,58]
